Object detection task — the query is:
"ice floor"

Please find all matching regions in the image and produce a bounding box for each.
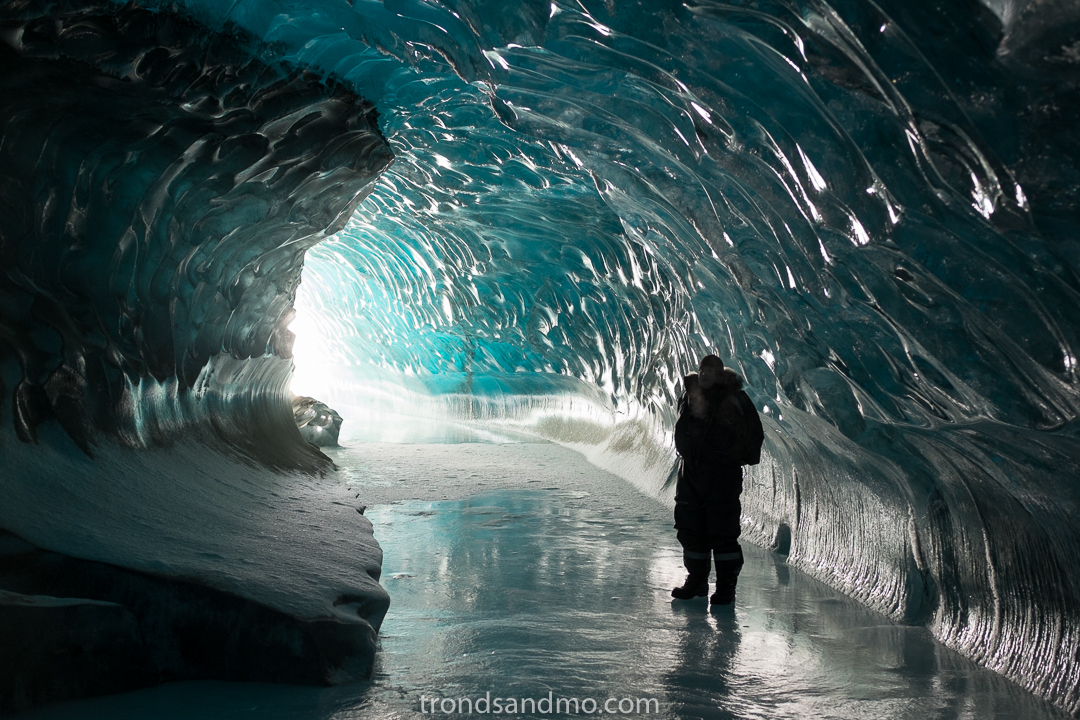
[13,439,1069,719]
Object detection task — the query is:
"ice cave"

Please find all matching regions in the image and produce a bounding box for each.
[1,0,1079,717]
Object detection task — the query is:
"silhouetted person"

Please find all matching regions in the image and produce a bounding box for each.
[671,355,748,605]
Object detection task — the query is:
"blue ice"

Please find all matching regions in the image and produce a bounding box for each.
[1,0,1079,713]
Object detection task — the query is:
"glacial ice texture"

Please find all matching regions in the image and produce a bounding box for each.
[0,1,395,704]
[266,0,1080,712]
[0,0,393,468]
[2,0,1080,714]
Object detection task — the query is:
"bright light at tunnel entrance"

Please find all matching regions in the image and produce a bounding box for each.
[288,279,336,401]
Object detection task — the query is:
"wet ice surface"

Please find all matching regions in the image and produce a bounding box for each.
[16,442,1067,720]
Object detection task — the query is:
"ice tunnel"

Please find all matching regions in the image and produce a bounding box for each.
[2,0,1080,714]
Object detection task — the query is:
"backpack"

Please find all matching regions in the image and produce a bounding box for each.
[726,390,765,466]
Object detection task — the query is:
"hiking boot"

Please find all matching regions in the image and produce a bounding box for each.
[711,544,743,605]
[671,575,709,600]
[671,555,710,599]
[710,581,736,605]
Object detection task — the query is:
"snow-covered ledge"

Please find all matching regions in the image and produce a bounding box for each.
[0,433,386,712]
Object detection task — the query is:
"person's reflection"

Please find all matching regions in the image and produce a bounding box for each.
[663,604,743,719]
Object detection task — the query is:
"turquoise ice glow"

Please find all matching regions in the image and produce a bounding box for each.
[2,0,1079,713]
[235,1,1080,709]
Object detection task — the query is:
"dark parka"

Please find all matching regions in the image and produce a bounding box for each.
[673,371,747,553]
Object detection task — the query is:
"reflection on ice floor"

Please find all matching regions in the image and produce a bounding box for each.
[359,487,1065,720]
[16,443,1067,720]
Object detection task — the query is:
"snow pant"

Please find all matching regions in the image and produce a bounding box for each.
[673,464,744,586]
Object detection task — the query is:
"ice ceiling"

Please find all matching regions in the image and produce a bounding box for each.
[283,0,1080,430]
[1,0,1079,714]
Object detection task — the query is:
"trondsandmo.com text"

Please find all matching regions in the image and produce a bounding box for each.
[420,692,660,715]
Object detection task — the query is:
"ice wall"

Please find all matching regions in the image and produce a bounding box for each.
[2,0,1079,714]
[0,0,393,468]
[0,0,395,707]
[220,0,1080,711]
